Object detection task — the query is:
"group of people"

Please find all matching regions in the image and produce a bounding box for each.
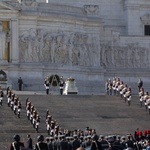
[26,97,41,132]
[10,127,150,150]
[105,77,132,105]
[44,76,65,95]
[46,109,60,136]
[138,82,150,115]
[6,87,22,118]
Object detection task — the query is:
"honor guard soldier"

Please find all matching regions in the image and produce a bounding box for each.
[17,101,22,118]
[44,77,50,95]
[0,89,4,106]
[71,134,81,150]
[35,135,48,150]
[59,76,65,95]
[10,134,24,150]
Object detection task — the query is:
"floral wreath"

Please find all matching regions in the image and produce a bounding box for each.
[49,74,60,87]
[66,77,75,81]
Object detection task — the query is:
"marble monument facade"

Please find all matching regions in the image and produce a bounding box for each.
[0,0,150,94]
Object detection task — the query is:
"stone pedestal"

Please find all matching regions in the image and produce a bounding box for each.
[63,79,78,95]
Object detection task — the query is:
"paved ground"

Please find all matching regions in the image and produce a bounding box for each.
[0,91,150,149]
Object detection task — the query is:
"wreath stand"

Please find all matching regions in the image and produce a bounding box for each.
[63,78,78,95]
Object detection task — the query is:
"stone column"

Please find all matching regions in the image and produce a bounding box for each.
[11,19,19,63]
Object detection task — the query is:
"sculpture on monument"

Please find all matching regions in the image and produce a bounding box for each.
[0,22,6,61]
[19,29,101,67]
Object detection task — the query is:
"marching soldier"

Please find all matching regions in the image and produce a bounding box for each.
[139,87,144,107]
[35,114,40,132]
[7,90,12,107]
[17,101,22,118]
[0,89,4,106]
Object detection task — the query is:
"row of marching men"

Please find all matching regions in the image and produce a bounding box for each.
[26,97,41,132]
[106,77,132,105]
[6,87,22,118]
[139,87,150,115]
[46,109,60,136]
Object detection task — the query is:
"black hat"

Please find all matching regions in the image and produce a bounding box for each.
[37,135,44,142]
[14,134,20,142]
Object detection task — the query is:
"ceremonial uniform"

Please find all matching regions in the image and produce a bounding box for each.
[71,135,81,150]
[44,77,50,95]
[0,89,4,106]
[59,76,65,95]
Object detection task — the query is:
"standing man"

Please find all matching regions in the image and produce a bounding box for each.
[25,134,33,150]
[59,76,65,95]
[137,78,143,92]
[18,77,23,91]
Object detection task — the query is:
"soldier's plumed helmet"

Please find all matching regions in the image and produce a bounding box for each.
[37,135,44,142]
[13,134,20,142]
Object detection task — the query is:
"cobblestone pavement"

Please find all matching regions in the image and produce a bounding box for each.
[0,91,149,149]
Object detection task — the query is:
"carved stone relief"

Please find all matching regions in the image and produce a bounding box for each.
[140,14,150,24]
[21,0,37,7]
[100,42,150,68]
[19,29,100,67]
[84,5,99,15]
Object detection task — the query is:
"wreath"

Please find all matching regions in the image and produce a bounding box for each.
[49,74,60,87]
[66,77,75,81]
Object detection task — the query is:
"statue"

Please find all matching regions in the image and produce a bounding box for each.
[0,22,6,61]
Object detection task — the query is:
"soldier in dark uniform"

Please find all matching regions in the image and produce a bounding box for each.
[71,135,81,150]
[53,135,59,150]
[58,135,68,150]
[59,76,65,95]
[100,135,109,150]
[10,134,24,150]
[49,137,54,150]
[18,77,23,91]
[125,135,134,149]
[35,135,48,150]
[90,135,102,150]
[84,135,91,148]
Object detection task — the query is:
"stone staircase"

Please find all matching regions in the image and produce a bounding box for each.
[0,93,150,150]
[0,96,47,149]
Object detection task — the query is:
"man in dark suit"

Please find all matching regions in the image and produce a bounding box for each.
[18,77,23,91]
[25,134,33,150]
